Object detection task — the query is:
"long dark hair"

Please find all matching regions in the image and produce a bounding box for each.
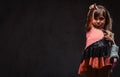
[85,5,112,32]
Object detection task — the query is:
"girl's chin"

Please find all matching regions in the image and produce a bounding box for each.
[93,25,103,29]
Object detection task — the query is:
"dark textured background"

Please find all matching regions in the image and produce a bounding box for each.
[0,0,120,77]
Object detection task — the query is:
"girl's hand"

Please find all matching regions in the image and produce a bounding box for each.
[89,3,98,10]
[111,57,118,68]
[104,30,115,43]
[104,34,113,41]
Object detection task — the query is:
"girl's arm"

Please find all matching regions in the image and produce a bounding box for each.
[105,30,119,67]
[86,3,97,30]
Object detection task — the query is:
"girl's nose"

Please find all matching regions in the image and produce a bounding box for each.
[97,20,100,23]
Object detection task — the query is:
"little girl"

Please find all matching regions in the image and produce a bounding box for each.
[78,3,119,77]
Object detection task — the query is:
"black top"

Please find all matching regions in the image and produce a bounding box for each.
[81,38,112,61]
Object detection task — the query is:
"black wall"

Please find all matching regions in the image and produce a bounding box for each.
[0,0,120,77]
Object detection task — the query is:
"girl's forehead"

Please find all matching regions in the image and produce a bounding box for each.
[94,9,105,14]
[94,9,105,17]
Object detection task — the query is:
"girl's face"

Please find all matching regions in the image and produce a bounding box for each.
[92,11,106,29]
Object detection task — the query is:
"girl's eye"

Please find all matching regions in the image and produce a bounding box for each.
[99,17,105,20]
[94,17,104,20]
[94,17,98,20]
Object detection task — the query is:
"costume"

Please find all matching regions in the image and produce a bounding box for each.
[78,29,119,75]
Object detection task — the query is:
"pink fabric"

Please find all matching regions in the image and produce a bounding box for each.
[85,27,104,49]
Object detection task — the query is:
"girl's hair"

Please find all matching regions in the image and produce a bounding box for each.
[85,5,112,32]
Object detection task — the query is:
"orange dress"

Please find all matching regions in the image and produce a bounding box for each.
[78,27,112,75]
